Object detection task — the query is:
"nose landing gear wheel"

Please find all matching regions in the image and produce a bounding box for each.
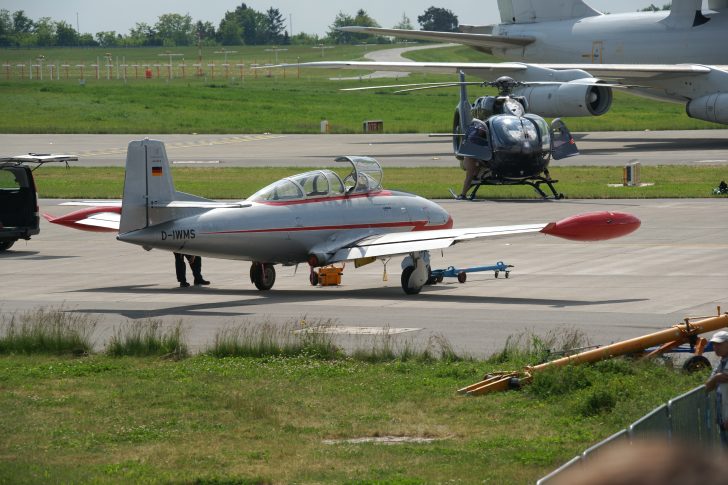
[250,262,276,291]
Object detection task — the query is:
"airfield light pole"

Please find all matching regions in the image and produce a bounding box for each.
[36,55,45,80]
[264,46,288,65]
[159,52,182,80]
[196,32,203,77]
[312,44,334,58]
[104,53,113,80]
[214,49,237,79]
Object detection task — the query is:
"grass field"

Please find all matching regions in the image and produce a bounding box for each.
[0,346,707,483]
[33,165,728,199]
[0,44,725,133]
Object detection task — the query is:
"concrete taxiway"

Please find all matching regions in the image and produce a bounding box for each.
[2,198,726,357]
[1,130,727,168]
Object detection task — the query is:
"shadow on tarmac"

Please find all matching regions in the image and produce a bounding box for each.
[68,283,646,320]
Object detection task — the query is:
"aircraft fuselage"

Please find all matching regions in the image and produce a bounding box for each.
[118,191,453,265]
[493,11,728,65]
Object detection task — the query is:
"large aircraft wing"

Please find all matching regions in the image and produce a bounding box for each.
[293,59,713,82]
[338,26,534,51]
[291,60,529,76]
[330,212,640,262]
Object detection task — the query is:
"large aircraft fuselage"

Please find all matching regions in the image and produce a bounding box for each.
[494,11,728,65]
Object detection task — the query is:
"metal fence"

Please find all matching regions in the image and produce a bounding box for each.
[536,386,720,484]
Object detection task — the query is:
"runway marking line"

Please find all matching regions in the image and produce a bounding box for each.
[295,326,422,335]
[75,135,286,158]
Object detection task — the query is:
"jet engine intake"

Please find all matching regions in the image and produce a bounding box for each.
[686,93,728,124]
[514,81,612,117]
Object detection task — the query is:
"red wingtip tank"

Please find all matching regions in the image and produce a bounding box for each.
[540,211,641,241]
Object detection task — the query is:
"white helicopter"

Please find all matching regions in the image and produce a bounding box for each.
[46,139,640,295]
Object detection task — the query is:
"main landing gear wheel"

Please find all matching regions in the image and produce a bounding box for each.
[400,266,422,295]
[682,355,711,373]
[309,269,319,286]
[0,240,15,252]
[250,262,276,291]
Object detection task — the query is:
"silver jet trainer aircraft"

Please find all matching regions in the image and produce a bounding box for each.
[293,0,728,125]
[46,139,640,295]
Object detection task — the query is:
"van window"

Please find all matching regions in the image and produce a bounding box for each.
[0,167,28,189]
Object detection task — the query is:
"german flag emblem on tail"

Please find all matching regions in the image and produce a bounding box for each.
[151,166,163,176]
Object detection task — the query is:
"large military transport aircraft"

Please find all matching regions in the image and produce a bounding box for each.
[46,139,640,295]
[302,0,728,125]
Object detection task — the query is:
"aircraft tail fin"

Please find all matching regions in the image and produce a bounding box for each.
[119,139,213,235]
[498,0,601,24]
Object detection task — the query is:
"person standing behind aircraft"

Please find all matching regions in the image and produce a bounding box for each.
[457,119,490,200]
[174,253,210,288]
[705,330,728,446]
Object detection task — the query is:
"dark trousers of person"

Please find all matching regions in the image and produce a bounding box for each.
[174,253,203,284]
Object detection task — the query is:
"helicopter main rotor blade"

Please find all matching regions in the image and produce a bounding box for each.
[341,81,482,92]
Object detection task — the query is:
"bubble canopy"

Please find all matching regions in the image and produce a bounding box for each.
[247,156,383,202]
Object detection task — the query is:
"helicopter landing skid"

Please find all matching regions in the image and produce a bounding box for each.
[468,175,565,200]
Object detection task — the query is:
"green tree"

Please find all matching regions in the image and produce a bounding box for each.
[155,13,194,46]
[218,12,243,45]
[34,17,56,46]
[264,7,286,44]
[290,32,321,45]
[128,22,159,46]
[54,20,78,46]
[195,20,216,44]
[12,10,33,34]
[639,4,671,11]
[11,10,34,46]
[96,31,120,47]
[417,6,458,32]
[78,32,97,47]
[327,9,379,44]
[393,12,414,30]
[0,10,12,47]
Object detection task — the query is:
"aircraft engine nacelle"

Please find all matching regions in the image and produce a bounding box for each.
[514,80,613,117]
[686,93,728,124]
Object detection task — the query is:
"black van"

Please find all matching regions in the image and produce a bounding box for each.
[0,154,76,252]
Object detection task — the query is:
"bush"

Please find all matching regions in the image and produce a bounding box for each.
[106,320,188,358]
[0,308,96,355]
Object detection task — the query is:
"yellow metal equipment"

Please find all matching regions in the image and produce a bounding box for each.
[317,265,344,286]
[459,308,728,396]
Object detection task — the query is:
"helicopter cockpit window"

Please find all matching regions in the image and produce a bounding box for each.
[524,114,551,152]
[489,115,541,154]
[502,98,525,117]
[248,178,304,202]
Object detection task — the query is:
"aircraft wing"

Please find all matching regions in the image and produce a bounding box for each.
[293,59,717,81]
[534,63,713,79]
[339,26,534,50]
[332,223,546,261]
[330,211,640,263]
[281,60,529,77]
